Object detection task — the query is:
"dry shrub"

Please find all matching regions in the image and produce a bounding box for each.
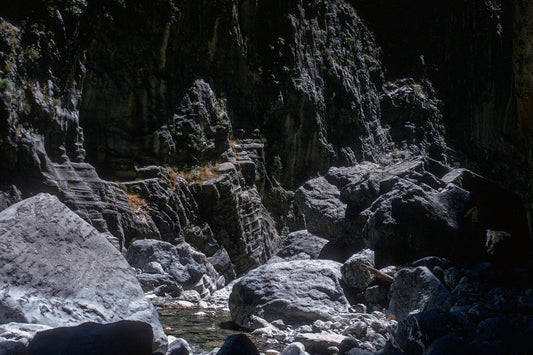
[126,192,147,211]
[180,164,220,183]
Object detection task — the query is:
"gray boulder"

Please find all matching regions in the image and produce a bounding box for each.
[167,337,191,355]
[136,273,183,298]
[281,342,308,355]
[0,323,51,354]
[126,239,222,299]
[275,230,329,261]
[388,267,451,320]
[294,177,352,242]
[229,260,350,329]
[0,194,166,353]
[341,249,375,291]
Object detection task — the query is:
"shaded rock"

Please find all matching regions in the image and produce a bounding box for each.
[295,157,532,266]
[26,320,153,355]
[280,342,307,355]
[362,180,468,266]
[0,194,166,352]
[410,256,454,270]
[424,334,469,355]
[192,163,278,275]
[216,334,259,355]
[342,249,375,291]
[0,323,51,354]
[229,260,350,329]
[275,230,329,261]
[389,267,451,320]
[294,177,351,242]
[126,239,221,299]
[136,274,183,298]
[388,310,471,354]
[167,338,191,355]
[364,285,389,306]
[0,185,21,213]
[208,248,236,283]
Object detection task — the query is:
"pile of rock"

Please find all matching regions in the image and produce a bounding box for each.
[126,239,225,300]
[222,244,533,354]
[295,157,529,266]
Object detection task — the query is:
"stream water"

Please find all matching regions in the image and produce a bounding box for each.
[158,307,286,354]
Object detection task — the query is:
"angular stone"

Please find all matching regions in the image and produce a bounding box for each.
[389,267,451,320]
[341,249,375,291]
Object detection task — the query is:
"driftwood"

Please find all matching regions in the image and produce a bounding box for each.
[361,263,394,284]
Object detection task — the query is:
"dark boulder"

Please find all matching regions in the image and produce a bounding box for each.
[389,267,451,320]
[0,194,166,352]
[0,323,51,354]
[26,320,153,355]
[216,334,259,355]
[294,158,528,266]
[274,230,329,261]
[387,310,472,354]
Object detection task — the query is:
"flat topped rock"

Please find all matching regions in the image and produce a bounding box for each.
[0,193,166,353]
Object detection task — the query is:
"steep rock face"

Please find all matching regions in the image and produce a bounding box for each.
[78,0,393,188]
[352,0,533,234]
[0,194,166,352]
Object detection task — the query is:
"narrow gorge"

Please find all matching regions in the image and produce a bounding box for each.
[0,0,532,354]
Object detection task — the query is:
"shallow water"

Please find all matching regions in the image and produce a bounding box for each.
[158,307,285,354]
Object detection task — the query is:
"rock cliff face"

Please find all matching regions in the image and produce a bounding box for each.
[0,0,531,273]
[352,0,533,230]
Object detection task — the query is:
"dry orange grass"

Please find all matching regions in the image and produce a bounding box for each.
[126,192,148,211]
[180,164,220,183]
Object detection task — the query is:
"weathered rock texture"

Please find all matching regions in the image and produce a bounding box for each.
[126,239,223,299]
[0,194,166,352]
[229,260,350,329]
[296,157,531,266]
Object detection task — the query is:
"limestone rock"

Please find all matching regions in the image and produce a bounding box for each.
[294,177,351,242]
[341,249,376,291]
[0,323,51,354]
[167,338,191,355]
[293,333,347,355]
[126,239,221,299]
[229,260,350,329]
[388,267,451,320]
[0,194,166,352]
[280,342,307,355]
[274,230,329,261]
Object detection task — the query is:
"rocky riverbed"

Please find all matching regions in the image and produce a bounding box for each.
[1,0,533,354]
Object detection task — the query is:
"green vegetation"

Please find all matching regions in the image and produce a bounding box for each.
[0,78,10,91]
